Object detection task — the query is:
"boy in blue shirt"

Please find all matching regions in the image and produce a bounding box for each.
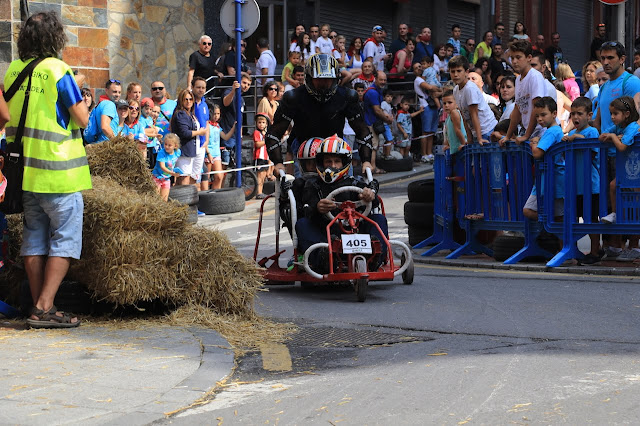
[562,96,601,264]
[523,96,564,221]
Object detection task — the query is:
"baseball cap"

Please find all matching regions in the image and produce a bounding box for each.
[141,97,155,108]
[115,100,129,109]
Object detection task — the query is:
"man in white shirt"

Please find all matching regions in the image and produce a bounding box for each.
[256,37,277,86]
[309,25,320,56]
[363,25,390,72]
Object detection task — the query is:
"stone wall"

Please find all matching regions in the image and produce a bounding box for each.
[2,0,204,97]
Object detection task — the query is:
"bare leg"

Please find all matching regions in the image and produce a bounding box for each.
[26,255,77,323]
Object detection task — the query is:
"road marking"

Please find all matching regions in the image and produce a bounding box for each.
[211,220,257,231]
[414,263,640,280]
[259,343,292,372]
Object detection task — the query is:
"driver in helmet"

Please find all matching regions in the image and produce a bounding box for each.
[266,53,374,188]
[296,135,388,273]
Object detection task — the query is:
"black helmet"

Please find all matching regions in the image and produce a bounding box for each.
[305,53,339,103]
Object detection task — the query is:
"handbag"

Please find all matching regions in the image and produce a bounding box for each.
[372,119,386,135]
[1,57,44,214]
[426,96,437,109]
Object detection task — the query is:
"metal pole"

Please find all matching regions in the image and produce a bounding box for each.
[235,0,244,188]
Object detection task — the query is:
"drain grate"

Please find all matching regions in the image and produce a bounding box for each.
[290,326,432,348]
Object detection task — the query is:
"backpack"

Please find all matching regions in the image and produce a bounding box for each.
[83,106,100,143]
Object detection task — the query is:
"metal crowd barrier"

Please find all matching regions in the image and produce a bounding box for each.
[539,138,640,267]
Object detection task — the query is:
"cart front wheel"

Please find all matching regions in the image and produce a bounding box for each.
[353,256,368,302]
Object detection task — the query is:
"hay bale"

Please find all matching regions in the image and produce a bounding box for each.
[85,136,157,195]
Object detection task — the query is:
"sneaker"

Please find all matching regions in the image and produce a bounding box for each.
[197,209,206,217]
[616,248,640,262]
[256,193,267,200]
[420,155,429,163]
[426,154,435,163]
[600,212,616,224]
[603,247,622,260]
[579,253,601,265]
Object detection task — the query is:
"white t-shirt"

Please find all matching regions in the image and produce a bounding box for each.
[256,49,277,82]
[500,100,515,122]
[414,76,429,108]
[363,39,386,72]
[544,79,557,102]
[433,55,446,74]
[515,67,546,130]
[454,81,498,138]
[381,100,392,115]
[483,92,499,106]
[289,42,298,53]
[315,37,333,54]
[310,39,318,55]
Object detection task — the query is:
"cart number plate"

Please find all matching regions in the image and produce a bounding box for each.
[342,234,372,254]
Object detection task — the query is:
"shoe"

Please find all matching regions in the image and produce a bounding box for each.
[616,248,640,262]
[426,154,435,163]
[602,247,622,260]
[579,253,601,265]
[197,209,206,217]
[256,193,267,200]
[420,155,429,163]
[600,212,616,224]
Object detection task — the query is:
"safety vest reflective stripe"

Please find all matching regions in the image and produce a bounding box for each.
[5,126,83,143]
[24,156,89,171]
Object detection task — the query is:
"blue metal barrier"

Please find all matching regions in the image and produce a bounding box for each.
[540,138,640,267]
[415,145,460,255]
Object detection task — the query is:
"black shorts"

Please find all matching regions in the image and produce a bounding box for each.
[575,194,599,223]
[255,158,269,168]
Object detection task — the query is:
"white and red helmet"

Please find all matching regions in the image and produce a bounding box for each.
[297,137,324,177]
[315,134,352,184]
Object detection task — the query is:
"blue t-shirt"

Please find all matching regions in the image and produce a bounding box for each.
[396,111,412,139]
[139,115,158,148]
[207,123,222,158]
[124,120,145,140]
[94,100,116,142]
[152,148,181,179]
[532,125,565,198]
[597,72,640,135]
[447,38,461,56]
[194,98,209,147]
[55,73,83,130]
[414,41,434,64]
[363,85,383,126]
[156,99,178,136]
[422,67,441,88]
[568,126,600,195]
[604,122,640,157]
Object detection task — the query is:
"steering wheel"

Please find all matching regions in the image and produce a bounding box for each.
[323,186,372,221]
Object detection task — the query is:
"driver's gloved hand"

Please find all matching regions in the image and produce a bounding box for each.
[280,178,292,198]
[367,179,379,195]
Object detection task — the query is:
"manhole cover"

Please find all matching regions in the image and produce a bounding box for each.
[290,326,432,348]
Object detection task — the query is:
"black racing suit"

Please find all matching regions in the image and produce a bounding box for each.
[265,85,374,165]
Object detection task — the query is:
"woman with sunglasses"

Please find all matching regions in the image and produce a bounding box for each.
[256,82,280,123]
[124,99,145,140]
[171,89,208,186]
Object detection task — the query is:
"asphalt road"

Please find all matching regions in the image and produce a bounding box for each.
[162,181,640,425]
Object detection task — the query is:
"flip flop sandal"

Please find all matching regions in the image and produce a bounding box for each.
[26,305,81,329]
[373,168,387,174]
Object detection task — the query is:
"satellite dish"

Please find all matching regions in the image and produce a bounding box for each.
[220,0,261,40]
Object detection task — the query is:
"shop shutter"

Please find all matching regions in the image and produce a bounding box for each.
[409,0,433,37]
[318,0,394,50]
[556,0,592,72]
[446,0,477,43]
[499,0,523,40]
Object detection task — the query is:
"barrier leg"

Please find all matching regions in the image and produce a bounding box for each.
[546,240,583,267]
[446,223,493,259]
[504,222,554,264]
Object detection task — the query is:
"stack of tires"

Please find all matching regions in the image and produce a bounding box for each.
[376,152,414,173]
[404,179,434,246]
[169,185,199,223]
[198,187,245,215]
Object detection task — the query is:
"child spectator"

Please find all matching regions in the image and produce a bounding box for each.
[448,55,497,145]
[421,55,442,108]
[561,96,601,264]
[523,97,564,221]
[332,35,348,68]
[380,89,396,156]
[442,89,467,155]
[204,104,235,190]
[347,37,364,70]
[413,61,441,163]
[281,51,303,89]
[354,82,366,102]
[396,97,423,158]
[502,40,546,145]
[447,24,462,56]
[315,24,333,54]
[140,97,161,168]
[555,63,580,101]
[293,32,313,62]
[254,113,271,199]
[599,97,640,258]
[152,133,181,201]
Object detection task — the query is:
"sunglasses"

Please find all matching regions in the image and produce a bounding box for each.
[129,106,139,111]
[108,79,121,84]
[268,87,278,91]
[184,97,193,101]
[601,41,620,49]
[202,42,212,46]
[151,86,164,91]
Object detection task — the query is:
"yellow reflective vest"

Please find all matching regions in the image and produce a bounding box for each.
[3,57,91,193]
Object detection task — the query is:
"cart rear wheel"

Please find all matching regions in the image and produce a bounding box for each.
[401,252,414,285]
[354,257,368,302]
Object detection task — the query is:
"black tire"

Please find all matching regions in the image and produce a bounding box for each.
[408,225,433,246]
[168,185,199,205]
[407,179,434,203]
[263,179,276,195]
[376,156,413,173]
[493,234,525,261]
[198,188,245,215]
[404,201,434,228]
[230,170,258,200]
[187,204,198,224]
[354,257,368,302]
[401,253,414,285]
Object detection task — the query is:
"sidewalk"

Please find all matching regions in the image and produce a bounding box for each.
[0,321,234,425]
